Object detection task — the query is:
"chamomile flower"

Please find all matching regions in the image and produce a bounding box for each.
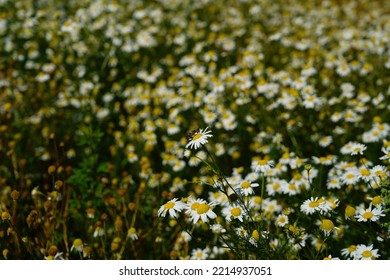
[235,226,249,238]
[236,180,259,196]
[355,204,385,222]
[185,197,217,224]
[341,141,367,156]
[283,182,300,196]
[251,159,275,173]
[368,196,383,207]
[210,223,226,234]
[320,219,337,236]
[345,205,356,219]
[263,198,282,214]
[341,245,357,259]
[158,198,186,218]
[93,225,105,238]
[371,165,389,181]
[188,150,206,166]
[222,204,246,222]
[45,252,64,260]
[190,247,210,260]
[357,166,374,182]
[71,239,83,253]
[341,168,360,185]
[275,214,289,227]
[326,176,341,189]
[266,178,288,196]
[318,136,333,147]
[300,197,332,215]
[127,227,138,240]
[340,141,356,155]
[350,142,367,155]
[186,127,213,149]
[354,244,380,260]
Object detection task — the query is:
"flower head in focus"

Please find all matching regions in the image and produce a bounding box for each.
[186,127,213,150]
[354,244,380,260]
[158,198,186,218]
[185,197,217,224]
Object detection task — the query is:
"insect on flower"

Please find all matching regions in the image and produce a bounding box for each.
[187,129,197,141]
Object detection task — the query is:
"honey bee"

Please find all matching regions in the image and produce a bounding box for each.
[186,129,197,141]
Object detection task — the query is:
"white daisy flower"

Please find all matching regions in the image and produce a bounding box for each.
[300,197,332,215]
[210,223,226,234]
[354,244,380,260]
[222,204,246,222]
[371,165,389,180]
[158,198,186,218]
[355,204,385,222]
[320,219,337,236]
[236,180,259,196]
[190,247,210,260]
[341,245,357,259]
[127,227,138,240]
[251,159,275,173]
[350,142,367,155]
[341,168,360,185]
[275,214,289,227]
[185,127,213,150]
[185,197,217,224]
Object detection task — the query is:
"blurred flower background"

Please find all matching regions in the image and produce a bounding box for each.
[0,0,389,260]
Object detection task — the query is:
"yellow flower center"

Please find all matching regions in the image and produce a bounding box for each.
[191,202,200,211]
[192,133,202,140]
[372,196,382,206]
[252,230,259,240]
[258,159,267,165]
[363,212,374,220]
[1,211,10,221]
[362,250,372,258]
[288,225,298,234]
[346,173,355,179]
[288,184,296,190]
[348,245,357,252]
[374,170,385,177]
[360,169,370,176]
[345,205,356,217]
[309,201,319,208]
[273,183,280,190]
[231,207,241,217]
[241,181,251,189]
[254,196,262,204]
[293,173,302,180]
[196,203,210,215]
[164,201,175,210]
[73,239,82,247]
[321,219,334,231]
